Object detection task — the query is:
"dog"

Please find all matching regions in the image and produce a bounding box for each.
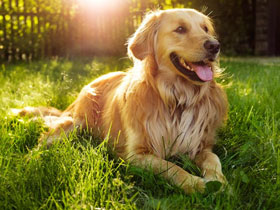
[13,9,228,194]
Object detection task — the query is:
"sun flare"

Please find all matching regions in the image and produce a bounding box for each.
[79,0,114,8]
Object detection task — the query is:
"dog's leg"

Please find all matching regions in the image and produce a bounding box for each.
[11,106,62,117]
[40,116,84,147]
[130,154,205,194]
[195,148,227,185]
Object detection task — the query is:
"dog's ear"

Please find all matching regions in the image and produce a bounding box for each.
[128,11,160,60]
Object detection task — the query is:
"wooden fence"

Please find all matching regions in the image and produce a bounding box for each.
[0,0,157,61]
[0,0,75,61]
[3,0,277,60]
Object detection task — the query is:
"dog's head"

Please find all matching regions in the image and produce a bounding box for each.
[128,9,219,84]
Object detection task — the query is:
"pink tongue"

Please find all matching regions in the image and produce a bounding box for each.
[189,63,213,81]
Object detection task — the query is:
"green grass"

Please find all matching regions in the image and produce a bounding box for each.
[0,57,279,209]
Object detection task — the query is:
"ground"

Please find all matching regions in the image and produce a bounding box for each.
[0,57,279,209]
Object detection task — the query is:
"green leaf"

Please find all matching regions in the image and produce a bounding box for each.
[205,181,222,193]
[240,170,249,184]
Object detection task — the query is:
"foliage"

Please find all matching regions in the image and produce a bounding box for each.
[0,0,256,61]
[0,57,280,209]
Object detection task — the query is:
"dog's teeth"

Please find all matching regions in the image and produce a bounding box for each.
[180,58,185,65]
[188,66,194,71]
[183,61,189,69]
[179,57,194,71]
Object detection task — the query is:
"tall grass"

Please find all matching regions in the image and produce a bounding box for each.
[0,57,279,209]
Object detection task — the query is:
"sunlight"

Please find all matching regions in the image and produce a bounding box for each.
[79,0,116,9]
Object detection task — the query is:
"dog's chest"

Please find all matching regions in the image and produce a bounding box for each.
[146,101,214,159]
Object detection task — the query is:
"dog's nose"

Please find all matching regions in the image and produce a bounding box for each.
[204,40,220,55]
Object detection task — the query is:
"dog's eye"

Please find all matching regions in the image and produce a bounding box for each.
[174,26,187,34]
[203,26,209,33]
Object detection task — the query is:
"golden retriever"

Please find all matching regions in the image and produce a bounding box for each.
[14,9,228,194]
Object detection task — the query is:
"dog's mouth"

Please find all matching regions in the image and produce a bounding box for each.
[170,53,213,82]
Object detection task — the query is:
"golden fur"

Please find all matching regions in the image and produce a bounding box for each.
[14,9,228,194]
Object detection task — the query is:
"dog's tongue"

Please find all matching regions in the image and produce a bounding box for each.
[189,63,213,81]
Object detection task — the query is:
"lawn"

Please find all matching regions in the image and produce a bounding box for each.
[0,57,279,209]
